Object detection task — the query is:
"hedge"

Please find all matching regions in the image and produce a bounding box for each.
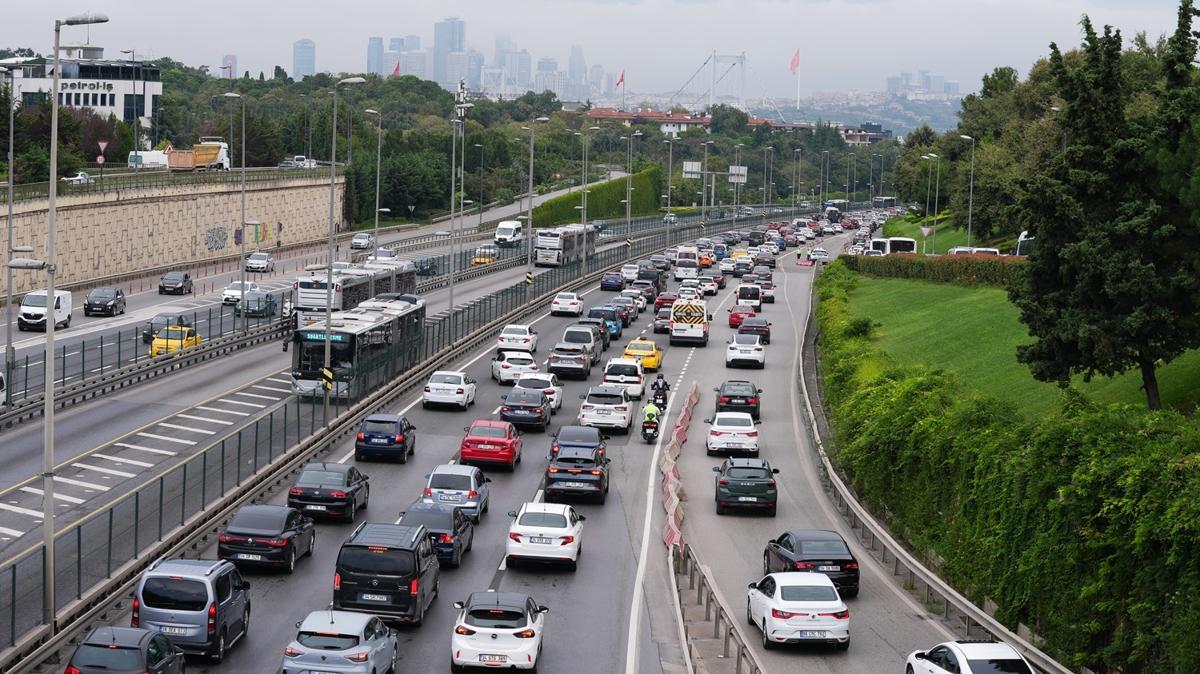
[531,166,663,228]
[841,252,1024,287]
[814,259,1200,673]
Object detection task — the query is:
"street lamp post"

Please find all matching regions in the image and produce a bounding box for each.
[732,143,743,225]
[921,154,934,254]
[960,135,976,248]
[700,140,712,225]
[625,131,643,236]
[364,108,387,295]
[474,142,485,229]
[577,125,598,273]
[663,139,673,212]
[931,153,942,253]
[520,116,549,295]
[763,146,773,210]
[222,92,248,335]
[2,66,15,407]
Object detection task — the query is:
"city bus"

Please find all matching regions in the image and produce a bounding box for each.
[868,237,918,255]
[872,196,897,208]
[533,224,596,267]
[290,298,425,399]
[1015,230,1035,256]
[292,262,416,326]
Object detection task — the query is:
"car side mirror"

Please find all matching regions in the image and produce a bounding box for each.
[747,582,758,589]
[578,515,587,521]
[602,435,611,440]
[295,620,303,628]
[484,477,493,483]
[914,652,928,661]
[712,387,719,392]
[767,323,773,326]
[578,394,586,400]
[463,427,470,432]
[538,605,550,613]
[772,468,780,474]
[703,418,712,424]
[453,601,465,610]
[712,466,720,472]
[240,581,251,591]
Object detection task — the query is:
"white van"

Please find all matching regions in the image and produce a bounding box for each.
[17,289,73,331]
[494,220,524,248]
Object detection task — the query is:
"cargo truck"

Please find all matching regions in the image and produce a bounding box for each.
[167,137,230,172]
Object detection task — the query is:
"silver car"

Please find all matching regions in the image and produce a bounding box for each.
[244,251,275,273]
[350,232,376,249]
[421,464,491,522]
[281,610,397,674]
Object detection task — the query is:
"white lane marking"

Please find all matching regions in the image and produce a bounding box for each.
[490,406,502,415]
[136,432,196,446]
[54,476,109,491]
[0,526,25,538]
[218,398,265,409]
[72,462,137,478]
[197,404,252,416]
[252,384,292,394]
[0,503,42,518]
[158,422,217,436]
[267,377,291,384]
[232,391,278,401]
[20,487,85,504]
[533,489,544,503]
[114,443,177,456]
[92,453,154,468]
[175,413,234,426]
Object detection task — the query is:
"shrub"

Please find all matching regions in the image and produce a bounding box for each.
[842,253,1024,287]
[531,166,663,228]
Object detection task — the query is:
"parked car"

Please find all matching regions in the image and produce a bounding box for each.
[332,522,440,625]
[281,611,397,674]
[505,502,587,568]
[66,626,185,674]
[83,287,126,316]
[762,529,860,597]
[218,504,316,572]
[713,458,779,515]
[398,501,475,567]
[286,462,370,523]
[747,572,850,650]
[131,558,250,662]
[354,413,416,462]
[158,271,193,295]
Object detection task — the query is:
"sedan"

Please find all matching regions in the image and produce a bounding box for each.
[809,247,831,260]
[222,281,260,305]
[704,411,759,456]
[600,272,626,291]
[496,324,538,352]
[654,292,680,310]
[459,420,523,470]
[715,380,762,419]
[282,611,397,674]
[622,338,663,371]
[157,271,192,295]
[697,276,719,296]
[67,627,185,674]
[491,351,540,384]
[450,592,548,672]
[354,413,416,462]
[244,251,275,273]
[349,232,376,249]
[218,504,315,572]
[544,445,610,504]
[514,373,564,413]
[620,288,648,311]
[235,291,278,318]
[83,287,126,316]
[550,292,585,316]
[727,306,756,328]
[762,529,860,598]
[423,370,477,410]
[738,317,772,344]
[286,462,369,523]
[399,501,475,567]
[702,271,727,290]
[653,307,672,334]
[499,388,552,432]
[149,326,202,357]
[906,640,1036,674]
[713,458,779,516]
[747,572,850,650]
[505,502,586,569]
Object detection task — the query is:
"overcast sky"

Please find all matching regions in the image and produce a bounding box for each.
[3,0,1182,97]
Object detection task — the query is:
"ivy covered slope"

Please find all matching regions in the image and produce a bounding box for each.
[530,166,663,228]
[813,260,1200,673]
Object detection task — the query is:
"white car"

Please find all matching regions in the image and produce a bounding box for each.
[620,263,640,282]
[451,591,548,671]
[906,639,1035,674]
[497,324,538,353]
[578,385,634,432]
[726,333,765,368]
[514,373,564,413]
[244,251,275,273]
[504,502,585,569]
[222,281,260,304]
[620,288,647,311]
[350,232,376,249]
[601,357,645,399]
[677,287,701,302]
[704,411,759,455]
[698,277,719,296]
[550,292,584,316]
[719,258,738,273]
[747,572,850,651]
[863,249,884,257]
[423,370,477,410]
[491,351,540,384]
[809,248,831,260]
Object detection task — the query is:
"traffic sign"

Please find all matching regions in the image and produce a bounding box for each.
[320,368,334,391]
[728,165,748,184]
[97,140,109,153]
[919,226,932,238]
[525,272,533,285]
[96,155,105,165]
[682,161,702,179]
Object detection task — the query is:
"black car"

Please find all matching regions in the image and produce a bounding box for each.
[732,261,753,277]
[600,272,625,291]
[218,504,316,572]
[549,424,607,458]
[702,271,727,290]
[333,523,440,624]
[66,626,185,674]
[544,445,610,503]
[500,388,551,431]
[355,413,416,462]
[141,313,192,344]
[573,319,612,350]
[762,529,860,598]
[653,307,672,334]
[158,271,192,295]
[649,254,671,271]
[83,287,126,316]
[630,280,658,301]
[398,501,475,567]
[738,317,772,344]
[755,252,776,269]
[714,380,762,419]
[287,462,370,523]
[235,291,278,318]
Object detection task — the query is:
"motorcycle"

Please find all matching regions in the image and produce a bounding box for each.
[651,388,669,408]
[641,419,660,444]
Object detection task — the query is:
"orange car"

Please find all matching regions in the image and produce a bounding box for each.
[698,251,714,268]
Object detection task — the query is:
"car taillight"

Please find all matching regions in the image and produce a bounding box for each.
[265,538,288,548]
[409,578,420,596]
[455,625,476,635]
[457,388,465,394]
[530,364,539,370]
[767,480,776,487]
[534,407,543,414]
[718,479,729,486]
[821,609,851,620]
[544,388,554,394]
[710,431,726,437]
[438,533,454,543]
[346,651,370,662]
[514,629,537,638]
[284,645,303,657]
[423,487,433,497]
[501,363,510,369]
[746,431,758,438]
[424,386,431,392]
[333,572,341,589]
[844,562,859,570]
[207,602,217,635]
[330,490,348,499]
[590,469,603,476]
[581,404,593,411]
[794,561,815,570]
[522,338,530,343]
[65,666,82,674]
[747,397,758,404]
[719,396,731,403]
[501,406,511,413]
[131,597,140,627]
[356,432,364,441]
[467,489,479,499]
[508,532,522,542]
[288,487,303,495]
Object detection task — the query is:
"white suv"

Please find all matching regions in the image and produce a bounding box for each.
[906,640,1035,674]
[577,385,633,433]
[601,358,645,399]
[726,334,765,368]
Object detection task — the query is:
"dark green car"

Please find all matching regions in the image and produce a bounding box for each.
[235,291,278,318]
[713,458,779,516]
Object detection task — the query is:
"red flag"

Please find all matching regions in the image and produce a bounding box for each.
[616,70,625,88]
[391,61,400,78]
[789,48,800,75]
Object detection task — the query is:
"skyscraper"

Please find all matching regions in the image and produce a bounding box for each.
[494,35,515,67]
[399,50,427,79]
[467,49,484,91]
[404,35,420,51]
[221,54,237,79]
[367,37,384,75]
[293,39,316,78]
[568,44,587,100]
[589,64,604,98]
[433,17,466,86]
[537,57,558,74]
[446,51,469,89]
[503,49,531,89]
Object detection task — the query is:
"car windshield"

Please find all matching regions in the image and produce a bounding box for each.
[518,377,552,388]
[587,393,624,406]
[738,287,760,298]
[401,510,452,529]
[430,373,462,384]
[466,608,527,629]
[296,470,347,487]
[716,415,753,427]
[21,295,46,308]
[469,426,507,439]
[726,467,770,479]
[554,452,597,467]
[733,334,759,345]
[88,288,117,299]
[519,512,568,528]
[160,327,190,339]
[779,585,839,601]
[606,364,640,377]
[588,308,616,320]
[964,659,1035,674]
[506,355,534,366]
[297,632,360,651]
[362,420,398,434]
[505,390,541,405]
[353,234,370,240]
[72,644,143,669]
[228,509,286,532]
[502,326,527,336]
[228,282,248,291]
[626,343,653,352]
[163,272,185,281]
[337,547,414,576]
[798,540,851,556]
[556,427,598,443]
[562,331,590,344]
[656,309,671,318]
[556,293,576,301]
[249,253,269,260]
[141,577,208,611]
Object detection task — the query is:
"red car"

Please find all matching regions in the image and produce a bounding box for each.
[654,292,680,310]
[728,306,756,328]
[459,420,523,470]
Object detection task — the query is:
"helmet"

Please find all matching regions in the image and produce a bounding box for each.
[656,373,665,380]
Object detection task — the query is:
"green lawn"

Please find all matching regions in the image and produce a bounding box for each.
[883,214,968,254]
[845,277,1200,415]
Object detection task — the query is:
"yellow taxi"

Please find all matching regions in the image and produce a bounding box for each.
[622,338,663,371]
[150,326,202,356]
[471,245,499,266]
[730,249,749,260]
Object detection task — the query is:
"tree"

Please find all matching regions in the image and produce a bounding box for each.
[979,66,1019,98]
[273,65,288,81]
[708,104,748,135]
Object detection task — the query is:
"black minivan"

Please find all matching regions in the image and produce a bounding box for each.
[333,523,441,625]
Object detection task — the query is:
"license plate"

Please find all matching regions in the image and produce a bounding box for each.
[309,670,339,674]
[737,496,757,502]
[596,409,611,415]
[360,593,389,602]
[817,565,840,572]
[731,399,745,404]
[559,482,589,489]
[480,654,508,663]
[798,630,827,638]
[439,494,461,502]
[740,349,753,355]
[236,553,263,561]
[529,537,552,544]
[480,444,498,450]
[371,438,389,444]
[306,504,326,511]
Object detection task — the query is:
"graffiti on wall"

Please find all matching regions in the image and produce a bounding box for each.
[204,227,228,251]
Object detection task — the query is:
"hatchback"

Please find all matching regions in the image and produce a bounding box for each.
[354,413,416,462]
[66,626,184,674]
[218,504,316,572]
[158,271,192,295]
[450,593,548,671]
[281,610,397,674]
[398,501,475,567]
[653,307,672,333]
[83,287,126,316]
[423,464,492,522]
[544,445,610,503]
[500,388,552,432]
[491,351,540,384]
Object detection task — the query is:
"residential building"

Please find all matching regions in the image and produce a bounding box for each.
[367,37,384,75]
[293,38,315,78]
[433,16,465,86]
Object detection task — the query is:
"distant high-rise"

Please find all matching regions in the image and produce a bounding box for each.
[221,54,237,79]
[886,76,902,93]
[293,39,316,78]
[367,37,384,75]
[589,64,604,97]
[943,80,960,95]
[537,57,558,74]
[389,38,405,53]
[567,44,587,99]
[399,50,427,79]
[605,72,616,97]
[503,49,531,89]
[433,17,466,85]
[446,51,469,90]
[928,73,944,93]
[494,35,515,67]
[467,49,484,91]
[391,35,420,53]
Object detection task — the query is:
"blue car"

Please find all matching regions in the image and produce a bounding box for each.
[600,272,625,291]
[586,307,623,338]
[354,413,416,462]
[398,501,474,567]
[712,244,728,261]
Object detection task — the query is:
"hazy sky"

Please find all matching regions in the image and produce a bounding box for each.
[3,0,1181,97]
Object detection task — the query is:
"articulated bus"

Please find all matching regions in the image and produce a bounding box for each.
[533,224,596,267]
[292,261,416,325]
[290,298,426,398]
[868,237,918,255]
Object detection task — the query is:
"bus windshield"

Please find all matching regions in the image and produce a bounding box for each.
[297,338,353,370]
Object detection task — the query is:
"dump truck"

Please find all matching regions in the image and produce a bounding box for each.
[167,137,230,172]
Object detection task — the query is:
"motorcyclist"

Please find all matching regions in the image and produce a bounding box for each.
[642,401,661,425]
[651,373,670,394]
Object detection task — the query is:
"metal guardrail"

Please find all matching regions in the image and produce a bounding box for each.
[796,270,1073,674]
[673,544,767,674]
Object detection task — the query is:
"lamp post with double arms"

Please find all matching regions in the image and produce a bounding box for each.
[960,135,976,248]
[222,92,248,335]
[2,66,15,407]
[520,116,548,297]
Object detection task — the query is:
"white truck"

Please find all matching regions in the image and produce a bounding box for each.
[668,299,710,346]
[17,289,73,331]
[127,150,170,168]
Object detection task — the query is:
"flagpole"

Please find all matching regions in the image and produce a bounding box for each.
[795,70,800,111]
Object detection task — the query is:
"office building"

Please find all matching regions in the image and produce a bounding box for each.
[468,49,484,90]
[537,57,558,74]
[399,50,427,79]
[494,35,515,67]
[503,49,531,89]
[390,35,420,53]
[367,37,384,75]
[589,64,604,96]
[446,51,469,89]
[568,44,587,99]
[433,17,465,85]
[944,80,960,95]
[293,39,316,78]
